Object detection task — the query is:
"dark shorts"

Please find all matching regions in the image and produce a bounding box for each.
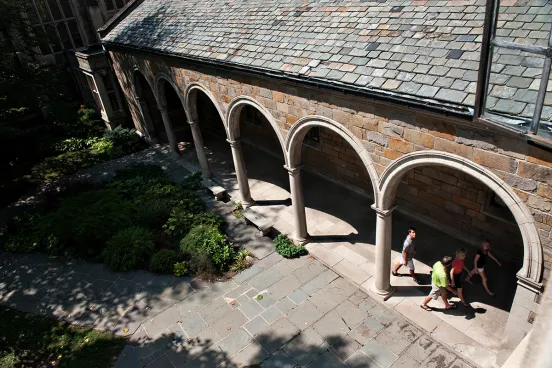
[453,273,463,288]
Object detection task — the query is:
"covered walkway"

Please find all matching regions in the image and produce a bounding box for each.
[176,133,519,367]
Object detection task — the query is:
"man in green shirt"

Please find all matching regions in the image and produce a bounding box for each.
[421,256,457,311]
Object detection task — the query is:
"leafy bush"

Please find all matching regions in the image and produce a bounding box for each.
[132,197,175,229]
[173,261,188,277]
[56,108,104,138]
[149,249,180,274]
[274,234,307,259]
[180,225,235,274]
[181,172,204,191]
[102,227,155,272]
[103,126,147,155]
[89,137,116,156]
[38,189,134,257]
[55,137,89,153]
[164,208,225,240]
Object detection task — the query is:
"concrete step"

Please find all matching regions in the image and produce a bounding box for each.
[242,207,274,236]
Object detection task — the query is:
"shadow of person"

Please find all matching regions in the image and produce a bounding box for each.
[465,307,487,320]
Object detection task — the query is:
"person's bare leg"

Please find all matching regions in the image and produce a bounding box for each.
[464,269,474,284]
[458,287,469,306]
[441,292,453,308]
[421,296,432,310]
[393,263,402,275]
[480,271,494,296]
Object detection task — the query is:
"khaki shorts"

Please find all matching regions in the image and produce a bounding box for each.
[428,283,445,300]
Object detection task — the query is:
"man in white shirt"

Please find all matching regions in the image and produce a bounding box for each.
[392,227,420,284]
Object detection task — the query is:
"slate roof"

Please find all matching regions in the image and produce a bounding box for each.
[102,0,552,129]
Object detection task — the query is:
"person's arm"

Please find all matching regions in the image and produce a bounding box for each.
[488,251,502,267]
[402,246,408,266]
[450,268,456,287]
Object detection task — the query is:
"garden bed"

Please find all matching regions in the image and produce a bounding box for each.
[0,163,252,280]
[0,306,126,368]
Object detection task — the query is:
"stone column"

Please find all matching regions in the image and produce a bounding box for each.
[286,165,309,244]
[189,120,211,178]
[227,138,254,207]
[372,205,396,297]
[136,97,156,141]
[159,106,180,157]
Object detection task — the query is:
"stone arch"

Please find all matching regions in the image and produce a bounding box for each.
[226,96,287,163]
[184,83,226,128]
[285,115,380,198]
[132,67,155,99]
[377,150,543,285]
[154,72,186,110]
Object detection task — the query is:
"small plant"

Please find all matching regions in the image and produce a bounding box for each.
[54,137,89,153]
[181,172,204,191]
[102,227,156,272]
[230,250,252,272]
[256,294,264,301]
[180,225,235,274]
[231,201,244,219]
[150,249,180,274]
[274,234,307,259]
[173,261,188,277]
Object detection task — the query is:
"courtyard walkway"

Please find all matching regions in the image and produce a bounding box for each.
[175,134,519,367]
[0,148,475,368]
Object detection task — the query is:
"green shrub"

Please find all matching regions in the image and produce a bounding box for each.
[180,225,235,274]
[274,234,307,258]
[103,126,147,155]
[173,261,188,277]
[132,197,175,229]
[54,137,89,153]
[38,189,134,257]
[181,172,204,191]
[150,249,180,274]
[164,208,225,239]
[102,227,155,272]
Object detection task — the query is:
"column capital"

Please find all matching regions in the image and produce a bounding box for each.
[188,120,199,126]
[371,204,397,217]
[284,165,303,176]
[226,138,241,148]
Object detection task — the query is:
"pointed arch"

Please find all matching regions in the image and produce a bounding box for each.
[226,96,287,163]
[284,115,380,198]
[377,150,542,286]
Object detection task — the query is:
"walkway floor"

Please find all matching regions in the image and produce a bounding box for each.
[0,147,475,368]
[177,133,520,368]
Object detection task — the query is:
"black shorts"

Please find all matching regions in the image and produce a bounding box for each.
[453,273,463,288]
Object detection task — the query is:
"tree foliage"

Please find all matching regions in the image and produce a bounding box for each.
[0,0,63,119]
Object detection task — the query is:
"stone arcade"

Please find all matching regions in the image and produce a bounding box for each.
[99,0,552,365]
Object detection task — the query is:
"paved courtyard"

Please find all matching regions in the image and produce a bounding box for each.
[0,147,478,368]
[0,247,474,368]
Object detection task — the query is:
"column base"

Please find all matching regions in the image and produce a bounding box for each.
[241,199,255,208]
[368,278,395,298]
[293,233,310,246]
[201,170,212,179]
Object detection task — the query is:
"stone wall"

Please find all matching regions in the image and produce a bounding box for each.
[108,50,552,284]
